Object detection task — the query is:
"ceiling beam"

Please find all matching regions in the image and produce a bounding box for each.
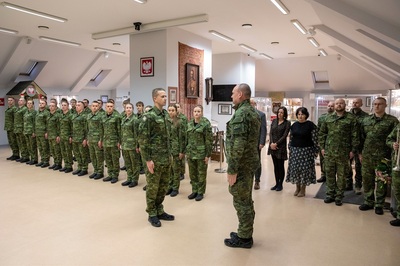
[92,14,208,40]
[315,24,400,76]
[308,0,400,44]
[330,46,398,87]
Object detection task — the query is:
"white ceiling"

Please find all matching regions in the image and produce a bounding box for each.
[0,0,399,94]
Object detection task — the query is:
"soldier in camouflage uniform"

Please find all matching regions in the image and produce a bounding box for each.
[176,103,188,180]
[166,104,187,197]
[59,101,73,173]
[70,99,77,115]
[138,88,174,228]
[23,99,38,165]
[186,105,212,201]
[87,100,104,179]
[135,101,146,175]
[346,98,369,193]
[4,97,19,160]
[71,101,89,176]
[14,97,29,163]
[359,97,398,214]
[102,100,121,183]
[319,98,359,206]
[46,102,62,170]
[387,125,400,226]
[316,101,334,183]
[35,99,50,168]
[120,103,141,187]
[225,83,260,249]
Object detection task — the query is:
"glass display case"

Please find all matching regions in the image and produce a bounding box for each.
[389,89,400,119]
[253,97,272,127]
[283,98,303,121]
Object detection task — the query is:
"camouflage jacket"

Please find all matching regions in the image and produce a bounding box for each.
[360,113,398,159]
[186,117,212,159]
[71,112,87,142]
[120,114,137,150]
[23,109,37,135]
[86,111,104,143]
[318,111,359,156]
[35,109,50,136]
[226,99,261,174]
[59,111,72,141]
[168,117,187,156]
[102,112,121,147]
[138,106,170,164]
[4,105,17,131]
[14,106,28,133]
[47,112,61,139]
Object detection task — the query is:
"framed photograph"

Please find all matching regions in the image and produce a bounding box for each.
[218,104,232,115]
[168,86,178,104]
[140,57,154,77]
[185,63,199,98]
[366,96,372,107]
[101,95,108,103]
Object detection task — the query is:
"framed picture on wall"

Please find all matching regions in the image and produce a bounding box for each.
[168,86,178,104]
[185,63,199,98]
[140,57,154,77]
[101,95,108,103]
[218,104,232,115]
[366,96,372,107]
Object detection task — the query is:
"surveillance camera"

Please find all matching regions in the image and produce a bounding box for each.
[133,22,142,31]
[247,53,250,56]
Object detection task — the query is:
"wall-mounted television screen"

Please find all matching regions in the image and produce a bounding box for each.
[212,84,235,102]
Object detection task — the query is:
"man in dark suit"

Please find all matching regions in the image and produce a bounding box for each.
[250,99,267,190]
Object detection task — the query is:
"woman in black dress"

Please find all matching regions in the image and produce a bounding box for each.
[268,107,291,191]
[286,107,318,197]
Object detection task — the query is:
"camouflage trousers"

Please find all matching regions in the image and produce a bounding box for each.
[361,156,387,207]
[88,142,104,175]
[346,152,362,189]
[146,163,170,217]
[229,169,256,239]
[36,135,50,163]
[7,130,19,156]
[49,139,62,165]
[319,151,326,178]
[16,132,29,159]
[72,142,88,171]
[179,155,186,176]
[104,146,120,178]
[187,158,208,194]
[24,134,38,161]
[392,171,400,219]
[324,155,350,200]
[169,154,182,191]
[122,149,140,182]
[60,139,73,168]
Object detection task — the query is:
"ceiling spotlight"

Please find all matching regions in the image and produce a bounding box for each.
[0,27,18,34]
[260,53,273,60]
[38,25,49,30]
[39,36,80,47]
[1,2,67,22]
[270,0,290,15]
[239,43,257,53]
[271,41,279,45]
[209,30,234,42]
[307,37,320,47]
[133,0,147,3]
[291,19,307,34]
[112,42,121,46]
[242,23,252,29]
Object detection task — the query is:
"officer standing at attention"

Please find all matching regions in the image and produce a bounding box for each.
[102,100,121,184]
[316,101,334,183]
[319,98,359,206]
[346,98,369,194]
[4,97,19,160]
[14,97,29,163]
[225,83,260,249]
[250,98,267,190]
[87,100,104,180]
[71,101,89,176]
[46,102,62,170]
[139,88,174,227]
[59,100,74,173]
[175,103,188,180]
[23,99,38,165]
[35,99,50,168]
[359,97,398,214]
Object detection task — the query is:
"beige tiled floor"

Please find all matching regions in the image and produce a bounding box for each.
[0,145,399,266]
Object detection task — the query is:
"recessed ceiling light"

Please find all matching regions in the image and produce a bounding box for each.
[271,42,279,45]
[1,2,67,22]
[94,47,125,55]
[133,0,147,4]
[270,0,290,15]
[209,30,234,42]
[260,53,273,60]
[239,43,257,53]
[307,37,320,47]
[38,25,49,30]
[112,42,121,46]
[291,19,307,35]
[319,49,328,56]
[288,52,295,55]
[39,36,80,46]
[242,24,252,29]
[0,27,18,34]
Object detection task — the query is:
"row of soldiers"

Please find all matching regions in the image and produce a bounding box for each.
[317,97,400,227]
[4,96,187,187]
